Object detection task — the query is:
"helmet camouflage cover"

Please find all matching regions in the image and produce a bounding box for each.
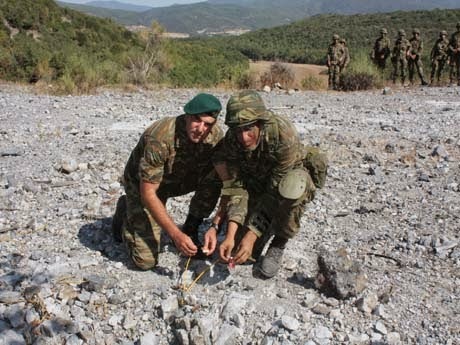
[380,28,388,34]
[398,29,406,36]
[225,90,271,128]
[440,30,448,36]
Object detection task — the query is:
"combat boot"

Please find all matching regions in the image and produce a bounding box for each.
[258,236,288,278]
[112,195,127,243]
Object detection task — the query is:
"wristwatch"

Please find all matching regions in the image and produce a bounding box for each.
[210,222,219,231]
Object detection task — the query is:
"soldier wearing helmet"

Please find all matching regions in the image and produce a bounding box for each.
[210,90,327,278]
[407,28,428,85]
[111,93,224,270]
[326,34,345,90]
[448,22,460,85]
[371,28,391,70]
[430,30,450,85]
[391,29,411,85]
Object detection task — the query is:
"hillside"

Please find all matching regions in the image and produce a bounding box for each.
[220,8,460,64]
[0,0,144,90]
[0,0,248,91]
[58,0,460,35]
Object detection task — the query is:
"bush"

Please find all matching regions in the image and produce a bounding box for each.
[301,74,325,90]
[236,72,257,89]
[260,62,294,88]
[339,49,383,91]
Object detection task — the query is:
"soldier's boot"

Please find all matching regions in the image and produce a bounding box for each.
[258,236,288,278]
[112,195,127,243]
[182,214,206,259]
[251,231,273,261]
[421,79,428,86]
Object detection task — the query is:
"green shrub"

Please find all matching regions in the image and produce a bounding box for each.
[339,49,384,91]
[301,74,325,90]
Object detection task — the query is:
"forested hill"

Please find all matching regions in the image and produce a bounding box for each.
[0,0,143,88]
[59,0,460,35]
[218,8,460,64]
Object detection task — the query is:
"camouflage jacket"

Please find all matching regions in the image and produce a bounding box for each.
[123,115,223,195]
[373,36,391,58]
[213,112,304,236]
[327,42,345,65]
[408,37,423,58]
[431,37,450,60]
[449,31,460,54]
[392,38,411,58]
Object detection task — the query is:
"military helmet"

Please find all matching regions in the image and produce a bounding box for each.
[340,38,346,44]
[440,30,448,36]
[225,90,270,128]
[380,28,388,34]
[412,28,420,34]
[398,29,406,36]
[332,34,340,40]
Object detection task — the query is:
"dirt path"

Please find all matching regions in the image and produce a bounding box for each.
[249,61,328,90]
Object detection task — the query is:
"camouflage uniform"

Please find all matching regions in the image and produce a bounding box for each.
[448,23,460,85]
[371,28,391,70]
[121,115,223,269]
[391,30,411,84]
[430,31,450,84]
[407,29,428,85]
[340,38,351,73]
[214,91,327,278]
[327,34,345,90]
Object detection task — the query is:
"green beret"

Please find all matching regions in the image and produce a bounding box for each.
[183,93,222,118]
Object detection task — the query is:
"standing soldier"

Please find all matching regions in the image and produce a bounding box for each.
[340,38,351,73]
[407,28,428,86]
[326,34,345,90]
[391,29,411,85]
[111,93,224,270]
[430,30,450,85]
[448,22,460,86]
[371,28,391,71]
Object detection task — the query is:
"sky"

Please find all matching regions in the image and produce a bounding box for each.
[60,0,204,7]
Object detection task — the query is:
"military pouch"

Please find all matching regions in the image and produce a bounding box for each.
[302,146,328,189]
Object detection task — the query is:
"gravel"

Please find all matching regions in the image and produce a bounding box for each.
[0,83,459,345]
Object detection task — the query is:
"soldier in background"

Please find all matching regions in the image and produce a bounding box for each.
[430,30,450,85]
[391,29,411,85]
[448,22,460,86]
[340,38,351,73]
[326,34,345,90]
[111,93,224,270]
[211,90,327,278]
[407,29,428,86]
[371,28,391,71]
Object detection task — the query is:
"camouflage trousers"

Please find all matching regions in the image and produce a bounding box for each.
[119,171,221,270]
[328,64,341,90]
[242,166,317,258]
[430,58,447,83]
[392,57,407,83]
[449,53,460,84]
[408,57,426,84]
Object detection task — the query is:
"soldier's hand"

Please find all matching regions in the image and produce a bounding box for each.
[202,227,217,256]
[234,231,257,264]
[172,232,197,257]
[219,238,235,262]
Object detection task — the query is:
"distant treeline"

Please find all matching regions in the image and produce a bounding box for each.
[218,9,460,64]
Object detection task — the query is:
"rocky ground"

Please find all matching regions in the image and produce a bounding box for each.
[0,83,459,345]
